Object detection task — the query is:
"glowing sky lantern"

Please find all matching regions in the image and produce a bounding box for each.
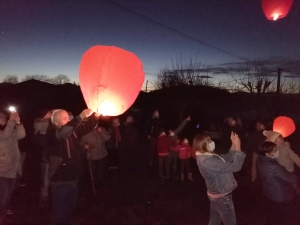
[273,116,295,137]
[79,46,145,116]
[262,0,294,21]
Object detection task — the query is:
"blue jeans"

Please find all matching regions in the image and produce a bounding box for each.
[51,180,79,225]
[0,177,16,215]
[208,193,236,225]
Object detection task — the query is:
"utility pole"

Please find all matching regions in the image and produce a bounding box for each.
[145,80,148,92]
[276,68,281,95]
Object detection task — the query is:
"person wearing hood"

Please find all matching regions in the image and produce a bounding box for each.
[80,123,110,187]
[0,111,26,224]
[256,141,298,225]
[263,130,300,173]
[193,132,245,225]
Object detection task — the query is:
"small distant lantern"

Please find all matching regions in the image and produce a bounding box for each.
[273,116,295,137]
[262,0,294,21]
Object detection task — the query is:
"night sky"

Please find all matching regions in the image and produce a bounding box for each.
[1,0,300,90]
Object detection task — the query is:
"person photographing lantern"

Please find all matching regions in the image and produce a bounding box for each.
[193,132,245,225]
[46,108,100,225]
[0,111,26,224]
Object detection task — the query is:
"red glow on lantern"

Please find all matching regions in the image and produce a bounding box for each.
[79,46,144,116]
[262,0,293,21]
[273,116,295,138]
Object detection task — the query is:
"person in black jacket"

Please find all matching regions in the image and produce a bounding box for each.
[46,109,99,225]
[106,117,122,169]
[247,120,266,183]
[146,110,164,167]
[257,141,299,225]
[121,116,142,173]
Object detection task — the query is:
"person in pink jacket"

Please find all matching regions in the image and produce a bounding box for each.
[175,138,194,182]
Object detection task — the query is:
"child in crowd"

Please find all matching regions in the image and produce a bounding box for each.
[168,116,191,179]
[263,130,300,173]
[157,131,170,180]
[176,138,194,182]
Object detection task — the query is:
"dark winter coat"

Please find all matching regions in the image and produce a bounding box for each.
[147,117,164,139]
[257,154,297,203]
[122,122,140,151]
[46,114,98,182]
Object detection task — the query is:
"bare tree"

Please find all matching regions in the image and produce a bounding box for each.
[22,74,51,82]
[154,58,212,89]
[3,75,18,84]
[52,74,70,84]
[231,64,275,94]
[268,76,300,94]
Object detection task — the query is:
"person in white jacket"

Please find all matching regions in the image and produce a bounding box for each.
[263,130,300,173]
[0,111,26,224]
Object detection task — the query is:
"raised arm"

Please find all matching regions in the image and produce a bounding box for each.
[0,120,15,140]
[204,150,246,173]
[173,116,190,135]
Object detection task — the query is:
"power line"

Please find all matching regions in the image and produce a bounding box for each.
[102,0,253,63]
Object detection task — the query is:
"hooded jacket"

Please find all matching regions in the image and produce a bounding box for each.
[80,128,110,160]
[0,121,26,178]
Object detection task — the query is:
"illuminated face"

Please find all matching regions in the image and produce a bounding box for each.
[227,117,235,126]
[266,146,279,159]
[255,122,264,131]
[112,118,120,127]
[153,110,159,118]
[55,110,70,128]
[127,116,134,124]
[0,113,6,126]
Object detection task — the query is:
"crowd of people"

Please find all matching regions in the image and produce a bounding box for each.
[0,108,300,225]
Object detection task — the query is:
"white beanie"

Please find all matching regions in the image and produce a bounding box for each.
[263,130,281,143]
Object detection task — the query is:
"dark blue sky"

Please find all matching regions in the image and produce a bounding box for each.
[1,0,300,89]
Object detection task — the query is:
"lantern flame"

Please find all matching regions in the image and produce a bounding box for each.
[97,100,117,116]
[262,0,294,21]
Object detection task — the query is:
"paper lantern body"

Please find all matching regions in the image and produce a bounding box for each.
[79,46,144,116]
[262,0,293,20]
[273,116,295,138]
